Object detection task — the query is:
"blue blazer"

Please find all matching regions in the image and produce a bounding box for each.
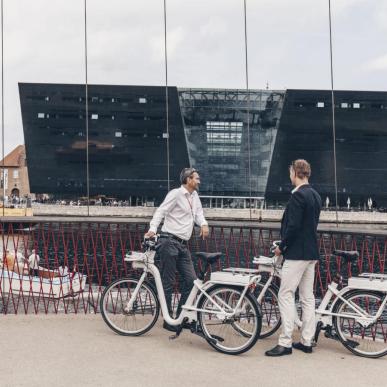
[279,184,322,260]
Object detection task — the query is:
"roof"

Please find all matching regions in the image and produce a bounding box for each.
[0,145,25,167]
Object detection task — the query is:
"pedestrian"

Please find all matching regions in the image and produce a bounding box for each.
[265,159,322,357]
[144,167,209,332]
[28,249,40,277]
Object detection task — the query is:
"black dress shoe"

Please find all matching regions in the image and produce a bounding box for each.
[265,345,292,357]
[163,321,178,332]
[292,342,313,353]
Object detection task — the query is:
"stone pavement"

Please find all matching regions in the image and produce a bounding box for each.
[0,315,386,387]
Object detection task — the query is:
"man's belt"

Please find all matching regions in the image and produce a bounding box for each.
[160,232,188,245]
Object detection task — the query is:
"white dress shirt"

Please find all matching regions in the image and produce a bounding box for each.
[149,186,208,241]
[28,253,40,270]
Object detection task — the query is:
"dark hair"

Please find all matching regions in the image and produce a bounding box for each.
[180,168,198,184]
[290,159,311,179]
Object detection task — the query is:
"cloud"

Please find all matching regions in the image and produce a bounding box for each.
[149,26,185,63]
[0,0,386,154]
[364,54,387,71]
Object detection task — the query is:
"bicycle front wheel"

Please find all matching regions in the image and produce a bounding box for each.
[254,283,281,338]
[100,277,160,336]
[333,290,387,358]
[197,285,261,355]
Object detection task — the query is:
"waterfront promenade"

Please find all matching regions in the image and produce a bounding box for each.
[31,203,387,225]
[1,315,386,387]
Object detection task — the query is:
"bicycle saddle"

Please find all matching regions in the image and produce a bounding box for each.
[333,250,359,262]
[196,252,222,265]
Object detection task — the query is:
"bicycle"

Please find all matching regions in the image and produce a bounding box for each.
[253,245,387,358]
[250,241,301,338]
[100,237,263,355]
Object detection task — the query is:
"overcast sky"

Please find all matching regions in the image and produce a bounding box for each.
[1,0,386,154]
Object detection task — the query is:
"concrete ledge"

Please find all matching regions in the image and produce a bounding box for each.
[29,204,387,224]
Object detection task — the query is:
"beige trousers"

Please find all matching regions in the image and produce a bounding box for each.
[278,259,317,348]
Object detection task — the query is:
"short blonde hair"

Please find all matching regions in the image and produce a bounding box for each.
[290,159,311,179]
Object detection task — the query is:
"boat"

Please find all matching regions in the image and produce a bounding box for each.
[0,268,87,298]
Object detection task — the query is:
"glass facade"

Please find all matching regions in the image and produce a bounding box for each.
[179,89,285,196]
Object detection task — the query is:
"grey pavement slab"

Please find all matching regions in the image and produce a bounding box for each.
[0,315,386,387]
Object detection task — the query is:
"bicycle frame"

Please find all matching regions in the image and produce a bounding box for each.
[126,255,260,327]
[316,281,387,328]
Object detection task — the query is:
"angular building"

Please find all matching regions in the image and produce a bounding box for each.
[19,83,387,206]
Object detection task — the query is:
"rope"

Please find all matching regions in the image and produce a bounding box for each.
[163,0,170,191]
[243,0,252,218]
[1,0,4,217]
[328,0,339,226]
[84,0,90,216]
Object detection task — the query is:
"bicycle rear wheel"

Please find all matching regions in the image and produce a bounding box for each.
[197,285,261,355]
[333,290,387,358]
[100,277,160,336]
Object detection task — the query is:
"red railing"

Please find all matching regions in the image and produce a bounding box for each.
[0,219,386,314]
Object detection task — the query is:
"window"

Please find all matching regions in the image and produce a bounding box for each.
[115,131,122,138]
[13,170,19,179]
[317,102,324,108]
[206,121,243,157]
[38,113,45,119]
[353,103,360,109]
[91,114,98,120]
[91,97,99,103]
[341,103,349,108]
[139,97,147,104]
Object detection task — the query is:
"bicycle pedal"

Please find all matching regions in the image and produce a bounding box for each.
[346,339,359,348]
[324,330,339,341]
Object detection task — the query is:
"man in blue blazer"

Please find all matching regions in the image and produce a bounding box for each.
[265,159,322,357]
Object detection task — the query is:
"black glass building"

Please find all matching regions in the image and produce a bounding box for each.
[19,83,387,205]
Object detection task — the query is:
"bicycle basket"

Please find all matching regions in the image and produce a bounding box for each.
[125,250,155,267]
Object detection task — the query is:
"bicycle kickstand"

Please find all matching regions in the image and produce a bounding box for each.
[313,321,324,346]
[169,317,189,341]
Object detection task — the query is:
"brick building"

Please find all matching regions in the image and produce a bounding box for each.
[0,145,31,199]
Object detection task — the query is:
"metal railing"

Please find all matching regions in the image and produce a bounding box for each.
[0,219,385,314]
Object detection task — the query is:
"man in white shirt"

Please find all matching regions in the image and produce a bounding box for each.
[28,249,40,277]
[145,168,209,331]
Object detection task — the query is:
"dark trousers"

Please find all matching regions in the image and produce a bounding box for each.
[156,236,196,317]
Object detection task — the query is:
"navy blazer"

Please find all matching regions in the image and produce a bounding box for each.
[279,184,322,260]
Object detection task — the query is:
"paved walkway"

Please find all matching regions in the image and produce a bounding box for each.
[0,315,386,387]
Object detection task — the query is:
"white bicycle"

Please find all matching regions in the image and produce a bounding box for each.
[251,241,301,338]
[100,237,263,355]
[253,244,387,358]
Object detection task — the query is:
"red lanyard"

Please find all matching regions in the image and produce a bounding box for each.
[186,195,193,215]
